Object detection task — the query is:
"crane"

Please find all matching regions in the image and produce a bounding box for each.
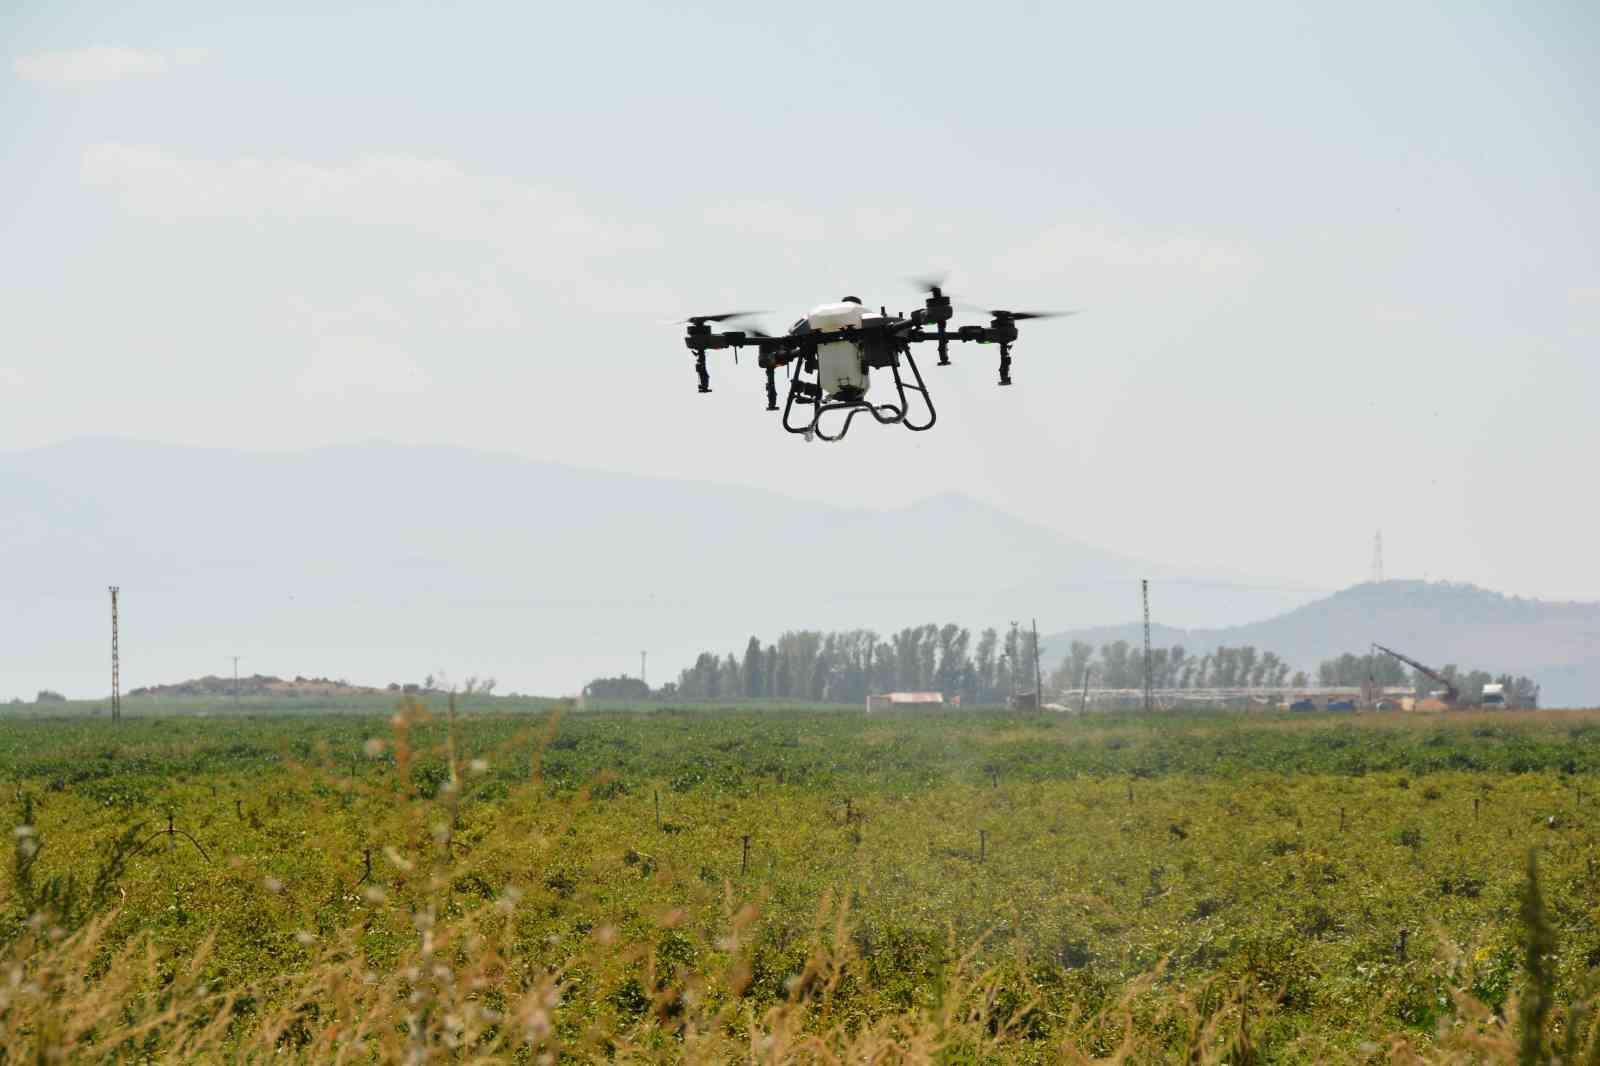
[1372,643,1460,709]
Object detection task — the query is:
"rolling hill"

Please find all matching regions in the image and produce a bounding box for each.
[1041,580,1600,707]
[1,438,1320,700]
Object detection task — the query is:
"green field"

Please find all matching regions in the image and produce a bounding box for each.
[3,701,1598,1062]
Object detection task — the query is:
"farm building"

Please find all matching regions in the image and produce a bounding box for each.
[866,692,950,712]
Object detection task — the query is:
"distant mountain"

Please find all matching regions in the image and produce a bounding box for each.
[0,438,1322,700]
[1041,581,1600,707]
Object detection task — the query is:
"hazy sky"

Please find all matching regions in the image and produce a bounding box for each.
[4,2,1597,600]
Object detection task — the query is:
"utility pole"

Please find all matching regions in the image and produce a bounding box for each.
[230,656,241,707]
[1008,620,1020,706]
[1080,665,1092,714]
[1370,530,1384,584]
[109,586,121,723]
[640,651,647,688]
[1141,579,1153,713]
[1032,618,1043,714]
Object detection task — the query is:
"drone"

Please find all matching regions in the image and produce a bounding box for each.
[675,279,1076,442]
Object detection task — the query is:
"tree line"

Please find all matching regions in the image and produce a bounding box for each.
[643,626,1329,705]
[664,625,1041,707]
[586,626,1539,708]
[1316,652,1539,706]
[1046,641,1307,691]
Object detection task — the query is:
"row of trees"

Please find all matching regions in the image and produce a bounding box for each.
[1047,642,1306,692]
[628,627,1542,708]
[660,628,1317,706]
[665,625,1041,707]
[1317,652,1539,705]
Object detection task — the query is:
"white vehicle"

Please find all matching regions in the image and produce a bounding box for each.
[1480,682,1508,708]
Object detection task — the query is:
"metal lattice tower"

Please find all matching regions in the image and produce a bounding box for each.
[1370,530,1384,584]
[109,586,121,723]
[1141,579,1153,713]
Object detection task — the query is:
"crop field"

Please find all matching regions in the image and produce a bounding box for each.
[3,701,1599,1063]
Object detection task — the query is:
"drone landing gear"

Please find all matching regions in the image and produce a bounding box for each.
[780,349,937,441]
[889,349,936,431]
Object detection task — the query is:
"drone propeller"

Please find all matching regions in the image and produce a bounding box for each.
[960,304,1080,322]
[909,272,950,296]
[670,311,767,326]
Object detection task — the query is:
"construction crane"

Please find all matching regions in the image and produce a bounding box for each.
[1372,643,1460,709]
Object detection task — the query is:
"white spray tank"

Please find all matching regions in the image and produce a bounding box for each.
[806,301,870,399]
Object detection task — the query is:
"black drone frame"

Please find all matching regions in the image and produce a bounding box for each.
[680,286,1052,441]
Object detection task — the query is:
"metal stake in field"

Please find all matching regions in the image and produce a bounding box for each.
[109,586,121,723]
[1141,579,1153,713]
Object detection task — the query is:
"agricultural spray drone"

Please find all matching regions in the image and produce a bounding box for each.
[673,277,1077,442]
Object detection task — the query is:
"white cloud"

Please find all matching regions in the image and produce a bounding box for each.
[81,144,655,257]
[700,202,922,244]
[1373,304,1422,323]
[1569,284,1600,308]
[703,202,828,242]
[986,221,1264,309]
[14,45,165,85]
[294,340,430,400]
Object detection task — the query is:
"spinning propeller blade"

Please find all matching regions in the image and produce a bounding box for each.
[909,272,950,296]
[669,311,767,326]
[960,304,1080,322]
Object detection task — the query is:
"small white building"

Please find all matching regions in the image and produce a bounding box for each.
[866,692,948,712]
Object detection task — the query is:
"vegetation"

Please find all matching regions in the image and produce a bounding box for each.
[660,623,1543,708]
[1,700,1597,1062]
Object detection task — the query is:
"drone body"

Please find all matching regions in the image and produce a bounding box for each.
[678,282,1072,441]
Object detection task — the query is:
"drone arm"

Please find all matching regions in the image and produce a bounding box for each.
[902,325,996,346]
[902,322,1022,385]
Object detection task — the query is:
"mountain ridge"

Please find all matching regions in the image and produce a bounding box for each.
[1,437,1320,699]
[1041,580,1600,707]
